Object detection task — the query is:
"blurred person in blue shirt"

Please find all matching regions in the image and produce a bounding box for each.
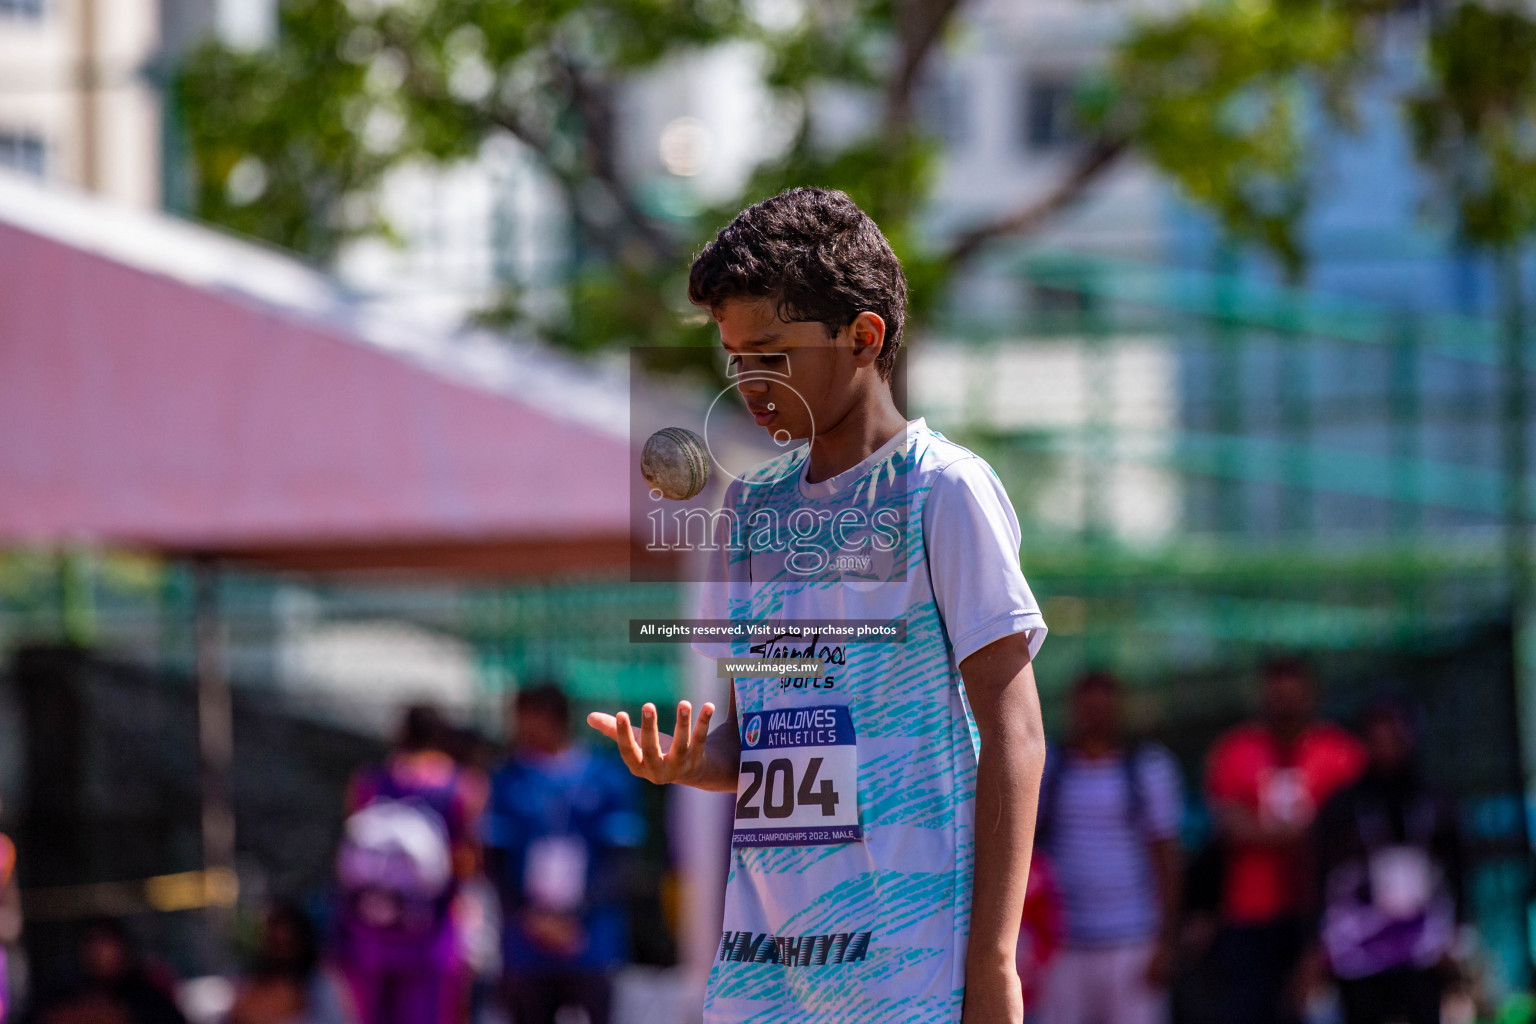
[485,683,645,1024]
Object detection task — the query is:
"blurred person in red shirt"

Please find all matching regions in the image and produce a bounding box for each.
[1204,656,1366,1024]
[334,706,486,1024]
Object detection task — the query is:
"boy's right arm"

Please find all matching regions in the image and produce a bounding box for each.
[587,687,740,792]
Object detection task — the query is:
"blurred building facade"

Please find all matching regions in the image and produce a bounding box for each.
[0,0,279,205]
[0,0,161,203]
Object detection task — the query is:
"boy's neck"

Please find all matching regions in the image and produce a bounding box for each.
[804,389,908,484]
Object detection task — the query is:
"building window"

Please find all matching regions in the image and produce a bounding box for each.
[0,0,44,18]
[1027,279,1094,316]
[0,132,45,177]
[916,74,970,150]
[1024,74,1080,151]
[1026,262,1098,317]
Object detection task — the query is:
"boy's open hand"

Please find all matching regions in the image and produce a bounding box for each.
[587,700,715,786]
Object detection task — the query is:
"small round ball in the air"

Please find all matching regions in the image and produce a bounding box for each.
[642,427,710,500]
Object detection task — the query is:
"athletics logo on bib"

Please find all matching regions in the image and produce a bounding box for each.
[733,705,861,847]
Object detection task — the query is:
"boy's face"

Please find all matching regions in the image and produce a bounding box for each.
[714,298,885,442]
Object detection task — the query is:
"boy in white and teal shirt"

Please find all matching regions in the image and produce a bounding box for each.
[591,187,1048,1024]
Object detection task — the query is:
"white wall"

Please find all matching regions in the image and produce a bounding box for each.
[0,0,162,207]
[911,336,1181,543]
[335,140,572,330]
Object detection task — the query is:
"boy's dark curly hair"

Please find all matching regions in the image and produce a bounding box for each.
[688,187,907,380]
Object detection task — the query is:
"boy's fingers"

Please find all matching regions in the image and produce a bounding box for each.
[672,701,693,758]
[681,704,713,770]
[639,703,664,765]
[613,711,644,769]
[692,703,715,748]
[586,712,620,740]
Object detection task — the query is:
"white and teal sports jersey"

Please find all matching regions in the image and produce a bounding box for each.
[693,418,1047,1024]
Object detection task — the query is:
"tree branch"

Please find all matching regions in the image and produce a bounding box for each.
[941,136,1128,267]
[552,52,677,266]
[482,103,555,164]
[383,19,675,270]
[885,0,969,134]
[479,102,623,264]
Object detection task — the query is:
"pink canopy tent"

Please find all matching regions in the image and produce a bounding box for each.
[0,170,678,929]
[0,174,741,963]
[0,170,652,576]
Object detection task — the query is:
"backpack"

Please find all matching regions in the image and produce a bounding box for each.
[1321,792,1456,979]
[336,769,457,934]
[1035,741,1151,848]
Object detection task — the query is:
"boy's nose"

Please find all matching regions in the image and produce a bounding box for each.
[736,378,770,397]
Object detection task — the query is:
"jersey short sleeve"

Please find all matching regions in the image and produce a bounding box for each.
[923,455,1047,665]
[1137,745,1185,842]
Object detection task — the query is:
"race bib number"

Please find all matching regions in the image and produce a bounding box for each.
[733,705,861,847]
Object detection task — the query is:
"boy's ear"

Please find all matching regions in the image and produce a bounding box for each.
[847,312,887,367]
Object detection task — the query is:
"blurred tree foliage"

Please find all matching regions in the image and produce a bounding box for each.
[176,0,1536,355]
[1108,0,1367,281]
[174,0,975,359]
[1408,3,1536,255]
[1405,2,1536,549]
[1111,0,1536,283]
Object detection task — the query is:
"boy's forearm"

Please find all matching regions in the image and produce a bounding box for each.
[959,636,1047,986]
[967,709,1047,970]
